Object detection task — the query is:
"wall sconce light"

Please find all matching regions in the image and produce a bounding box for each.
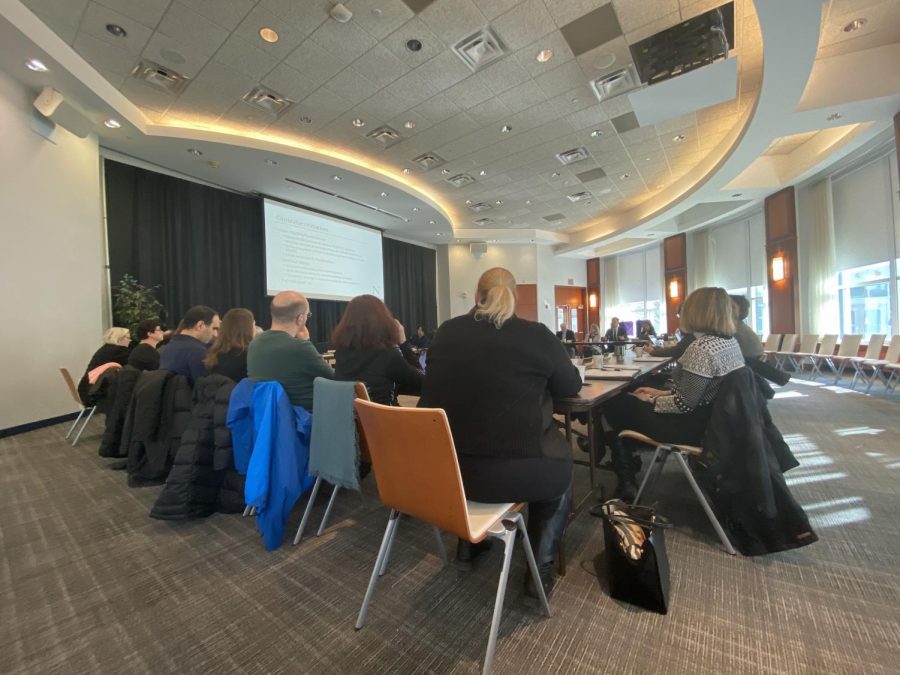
[771,255,785,282]
[668,278,680,299]
[589,292,597,308]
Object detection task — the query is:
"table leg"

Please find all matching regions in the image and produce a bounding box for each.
[587,409,596,489]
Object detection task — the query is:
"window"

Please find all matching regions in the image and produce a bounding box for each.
[605,245,665,336]
[708,212,768,336]
[838,261,892,340]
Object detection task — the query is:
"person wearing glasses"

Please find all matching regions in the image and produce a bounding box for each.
[247,291,334,411]
[127,319,165,371]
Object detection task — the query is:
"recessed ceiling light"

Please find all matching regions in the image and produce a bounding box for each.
[590,129,604,137]
[352,118,365,127]
[259,27,279,43]
[501,124,511,133]
[435,232,444,236]
[25,58,48,72]
[333,175,342,181]
[536,49,553,63]
[187,148,203,156]
[843,18,867,32]
[380,191,388,197]
[403,120,416,129]
[299,115,312,124]
[551,171,560,178]
[441,168,451,175]
[731,193,743,197]
[479,170,487,176]
[525,200,532,205]
[465,199,472,204]
[619,173,630,179]
[103,118,121,129]
[402,167,411,174]
[429,220,436,225]
[599,188,612,194]
[406,39,423,52]
[495,200,503,205]
[160,48,186,64]
[412,207,419,212]
[106,23,127,38]
[826,112,843,121]
[265,158,278,166]
[672,134,686,142]
[593,53,616,70]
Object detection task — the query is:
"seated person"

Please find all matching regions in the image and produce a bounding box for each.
[556,323,576,342]
[636,320,657,342]
[77,327,132,404]
[409,325,429,349]
[584,323,603,356]
[204,308,256,382]
[247,291,333,411]
[730,295,764,359]
[128,319,164,371]
[159,305,220,385]
[602,317,628,353]
[332,295,423,405]
[419,267,582,599]
[602,287,745,500]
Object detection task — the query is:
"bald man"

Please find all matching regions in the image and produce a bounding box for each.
[247,291,334,410]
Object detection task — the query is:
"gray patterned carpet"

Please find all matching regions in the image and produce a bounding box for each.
[1,380,898,674]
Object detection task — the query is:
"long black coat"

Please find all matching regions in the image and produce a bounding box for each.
[122,370,192,486]
[692,367,818,555]
[98,366,142,458]
[150,374,244,519]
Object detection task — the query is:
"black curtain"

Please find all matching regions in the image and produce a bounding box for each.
[383,237,437,334]
[105,160,267,326]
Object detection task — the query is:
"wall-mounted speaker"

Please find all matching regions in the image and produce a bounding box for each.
[33,86,94,138]
[470,242,488,259]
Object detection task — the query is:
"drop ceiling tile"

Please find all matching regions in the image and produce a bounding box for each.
[624,11,681,44]
[575,35,633,78]
[465,97,514,127]
[94,0,170,28]
[284,39,345,87]
[497,80,547,114]
[310,13,378,67]
[157,1,230,58]
[612,0,678,32]
[299,86,353,126]
[233,6,309,60]
[350,0,415,40]
[263,62,321,102]
[618,125,657,144]
[413,92,462,124]
[514,29,576,77]
[193,60,257,98]
[214,34,280,81]
[259,0,329,36]
[21,0,89,29]
[119,78,178,112]
[565,103,609,131]
[80,2,154,56]
[141,31,213,78]
[418,0,487,46]
[322,67,382,106]
[179,0,257,31]
[534,59,585,98]
[544,0,609,28]
[383,69,441,108]
[386,110,434,136]
[471,0,523,21]
[72,32,137,78]
[352,44,411,90]
[441,76,495,110]
[600,94,633,118]
[576,166,608,182]
[167,86,233,119]
[474,57,532,95]
[492,0,555,51]
[360,89,412,121]
[218,101,275,132]
[560,3,622,56]
[383,17,447,63]
[413,50,473,93]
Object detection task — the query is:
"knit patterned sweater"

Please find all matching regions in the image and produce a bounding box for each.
[654,334,745,414]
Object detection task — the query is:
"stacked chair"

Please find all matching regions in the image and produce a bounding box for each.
[823,335,862,384]
[798,334,838,379]
[831,334,884,388]
[858,336,900,394]
[786,335,820,374]
[771,334,798,369]
[762,334,782,362]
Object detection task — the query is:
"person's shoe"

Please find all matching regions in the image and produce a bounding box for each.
[455,539,493,571]
[577,435,590,453]
[613,480,638,503]
[523,567,556,602]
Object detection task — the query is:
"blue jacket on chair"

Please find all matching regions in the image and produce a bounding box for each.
[227,379,315,550]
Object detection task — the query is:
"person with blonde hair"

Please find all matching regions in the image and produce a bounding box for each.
[601,287,745,500]
[77,327,133,404]
[419,267,582,599]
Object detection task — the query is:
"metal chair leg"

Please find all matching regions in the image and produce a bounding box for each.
[356,509,400,630]
[316,484,340,536]
[672,452,736,555]
[293,476,322,544]
[431,526,448,567]
[66,407,86,439]
[242,504,252,517]
[513,514,551,618]
[378,513,401,577]
[633,445,666,505]
[482,526,516,675]
[71,406,96,446]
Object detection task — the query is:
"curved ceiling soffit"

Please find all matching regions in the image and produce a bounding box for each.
[555,0,826,256]
[3,0,457,231]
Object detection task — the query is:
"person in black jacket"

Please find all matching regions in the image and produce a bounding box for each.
[204,308,256,382]
[333,295,423,405]
[128,319,164,371]
[419,267,582,600]
[77,327,132,405]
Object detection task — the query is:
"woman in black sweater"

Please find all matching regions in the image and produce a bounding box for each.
[332,295,423,405]
[77,327,132,405]
[419,267,582,598]
[204,308,255,382]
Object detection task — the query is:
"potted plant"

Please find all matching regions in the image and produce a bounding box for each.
[112,274,166,338]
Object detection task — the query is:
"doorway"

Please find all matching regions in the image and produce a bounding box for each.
[554,286,586,340]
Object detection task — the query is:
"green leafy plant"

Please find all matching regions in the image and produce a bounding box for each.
[112,274,166,338]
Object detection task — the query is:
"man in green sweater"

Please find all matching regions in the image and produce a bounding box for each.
[247,291,334,411]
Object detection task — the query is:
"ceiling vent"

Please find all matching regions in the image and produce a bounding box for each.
[131,60,189,94]
[556,147,591,165]
[242,86,294,117]
[589,64,641,103]
[412,152,446,170]
[543,213,566,222]
[474,217,494,226]
[468,201,493,213]
[567,191,593,202]
[452,26,507,72]
[447,173,475,188]
[366,125,402,147]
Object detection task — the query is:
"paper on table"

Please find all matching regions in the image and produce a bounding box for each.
[585,368,639,380]
[633,356,669,362]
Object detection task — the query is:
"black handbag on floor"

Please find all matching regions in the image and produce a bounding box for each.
[600,499,672,614]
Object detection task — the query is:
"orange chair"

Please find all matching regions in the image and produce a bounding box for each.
[353,399,551,675]
[60,367,96,446]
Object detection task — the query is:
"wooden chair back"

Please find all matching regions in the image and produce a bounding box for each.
[354,399,472,541]
[780,334,798,353]
[60,367,82,406]
[882,336,900,363]
[818,334,839,356]
[763,334,782,351]
[836,335,862,357]
[798,335,819,354]
[863,335,885,359]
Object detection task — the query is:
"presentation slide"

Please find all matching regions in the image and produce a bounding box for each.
[263,198,384,302]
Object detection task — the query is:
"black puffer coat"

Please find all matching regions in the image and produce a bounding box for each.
[122,370,192,487]
[150,375,245,519]
[98,366,142,458]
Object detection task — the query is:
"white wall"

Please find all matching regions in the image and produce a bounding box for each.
[0,69,105,430]
[536,246,587,329]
